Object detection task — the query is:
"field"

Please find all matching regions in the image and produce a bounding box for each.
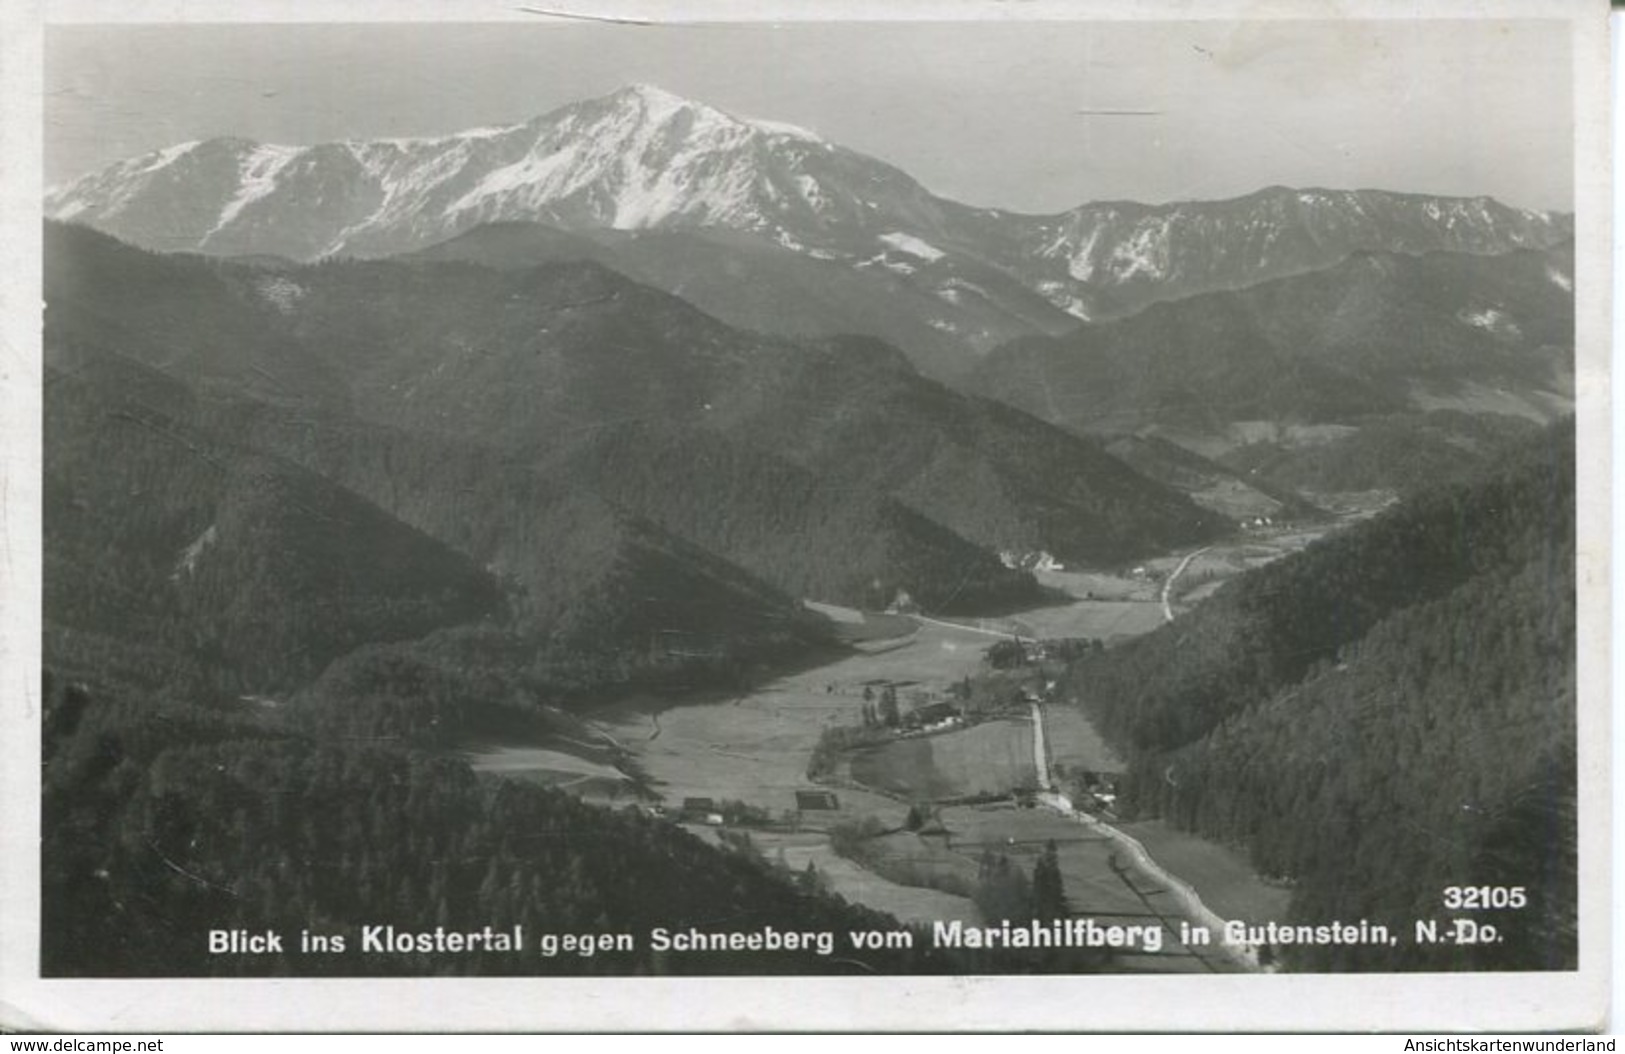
[493,601,1294,970]
[462,732,647,801]
[804,600,919,644]
[1005,599,1168,642]
[1116,820,1292,927]
[841,802,1245,973]
[1035,568,1155,602]
[1041,704,1125,775]
[590,619,997,813]
[694,828,983,928]
[847,719,1037,800]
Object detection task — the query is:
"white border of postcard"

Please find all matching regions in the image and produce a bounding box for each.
[0,0,1610,1033]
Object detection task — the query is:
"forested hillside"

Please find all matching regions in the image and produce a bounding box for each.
[541,420,1040,612]
[45,675,1108,976]
[46,221,1221,579]
[974,245,1573,441]
[970,243,1573,501]
[44,367,507,695]
[46,346,828,704]
[1060,422,1575,969]
[1215,410,1546,498]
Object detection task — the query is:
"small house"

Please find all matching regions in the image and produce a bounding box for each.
[681,796,717,820]
[795,790,840,812]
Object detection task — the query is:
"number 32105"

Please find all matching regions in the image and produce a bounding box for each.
[1443,886,1527,910]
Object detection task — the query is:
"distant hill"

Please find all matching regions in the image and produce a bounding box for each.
[539,420,1040,613]
[47,337,832,708]
[971,244,1573,494]
[1102,433,1323,522]
[44,221,346,411]
[974,245,1572,436]
[407,221,1078,380]
[47,222,1224,573]
[697,334,1229,563]
[1215,410,1547,499]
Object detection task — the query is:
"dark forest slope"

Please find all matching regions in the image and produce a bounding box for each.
[47,221,1223,573]
[1059,422,1575,969]
[44,366,506,694]
[43,677,1109,977]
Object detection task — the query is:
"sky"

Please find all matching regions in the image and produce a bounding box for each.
[43,18,1574,214]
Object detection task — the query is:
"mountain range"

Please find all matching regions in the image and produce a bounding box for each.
[45,218,1236,712]
[47,84,1572,379]
[969,239,1574,495]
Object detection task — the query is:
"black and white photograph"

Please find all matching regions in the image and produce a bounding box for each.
[1,0,1610,1033]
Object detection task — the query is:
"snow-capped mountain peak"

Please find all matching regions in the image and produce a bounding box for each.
[444,81,800,231]
[45,84,1571,329]
[45,84,864,259]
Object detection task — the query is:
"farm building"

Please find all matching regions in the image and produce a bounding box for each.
[902,701,963,732]
[680,796,717,820]
[795,790,840,812]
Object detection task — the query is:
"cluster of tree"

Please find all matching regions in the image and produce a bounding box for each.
[973,843,1068,925]
[858,684,902,729]
[1059,421,1576,970]
[805,721,895,780]
[714,799,776,828]
[985,640,1030,670]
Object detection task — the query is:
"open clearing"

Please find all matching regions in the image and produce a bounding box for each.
[593,620,996,811]
[464,744,641,798]
[1040,704,1125,775]
[861,802,1241,972]
[921,595,1166,644]
[804,600,919,644]
[1036,568,1156,602]
[1003,599,1167,642]
[743,829,983,928]
[1116,819,1292,926]
[848,719,1036,800]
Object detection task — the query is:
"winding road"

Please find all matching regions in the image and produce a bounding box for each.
[912,612,1027,640]
[1028,701,1259,972]
[1161,546,1214,623]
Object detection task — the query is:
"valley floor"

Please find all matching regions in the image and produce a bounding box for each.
[455,499,1386,974]
[467,545,1331,973]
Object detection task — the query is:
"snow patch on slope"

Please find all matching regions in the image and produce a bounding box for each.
[257,275,306,314]
[1456,306,1522,338]
[172,525,218,581]
[1066,227,1102,281]
[748,117,821,142]
[878,232,944,262]
[1108,221,1172,281]
[204,144,302,240]
[444,84,775,231]
[50,140,204,220]
[451,141,584,212]
[1037,280,1092,320]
